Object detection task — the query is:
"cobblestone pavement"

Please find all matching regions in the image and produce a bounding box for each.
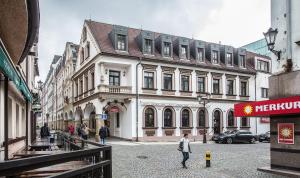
[112,142,286,178]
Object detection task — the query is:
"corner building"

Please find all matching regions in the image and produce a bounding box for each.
[72,20,271,141]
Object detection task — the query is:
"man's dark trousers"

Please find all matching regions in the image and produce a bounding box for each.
[182,152,189,167]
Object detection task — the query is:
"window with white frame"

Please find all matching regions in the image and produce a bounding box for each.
[240,81,247,96]
[257,60,269,72]
[213,78,220,94]
[117,34,126,51]
[239,55,246,68]
[163,42,171,57]
[212,50,218,64]
[181,75,190,91]
[197,77,205,93]
[226,53,233,66]
[144,71,154,89]
[144,39,153,54]
[197,48,204,62]
[226,80,234,95]
[163,73,173,90]
[261,88,268,98]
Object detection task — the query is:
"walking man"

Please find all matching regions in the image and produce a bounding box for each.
[179,133,192,169]
[99,125,109,144]
[40,123,50,139]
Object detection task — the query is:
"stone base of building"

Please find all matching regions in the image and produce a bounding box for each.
[258,166,300,178]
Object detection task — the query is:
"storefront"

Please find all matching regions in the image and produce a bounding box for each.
[235,96,300,175]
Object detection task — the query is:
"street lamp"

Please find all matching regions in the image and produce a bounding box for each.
[263,28,281,60]
[197,93,211,144]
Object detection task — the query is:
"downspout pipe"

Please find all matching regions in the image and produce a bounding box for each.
[254,73,257,135]
[135,57,142,142]
[4,77,8,160]
[286,0,292,60]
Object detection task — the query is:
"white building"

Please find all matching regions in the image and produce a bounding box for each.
[69,20,271,141]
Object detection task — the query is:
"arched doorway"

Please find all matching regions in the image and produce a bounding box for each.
[84,102,96,136]
[75,107,84,130]
[103,102,126,138]
[213,109,222,134]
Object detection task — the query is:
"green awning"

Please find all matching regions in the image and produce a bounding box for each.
[0,44,32,102]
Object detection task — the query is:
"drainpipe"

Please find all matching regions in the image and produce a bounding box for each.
[135,57,142,142]
[4,76,8,160]
[286,0,292,61]
[254,74,257,135]
[25,56,29,149]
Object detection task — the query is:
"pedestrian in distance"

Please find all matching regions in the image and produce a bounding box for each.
[178,133,192,169]
[81,123,89,140]
[99,125,110,144]
[69,124,75,135]
[40,123,50,139]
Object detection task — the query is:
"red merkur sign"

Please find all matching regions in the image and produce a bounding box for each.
[234,96,300,117]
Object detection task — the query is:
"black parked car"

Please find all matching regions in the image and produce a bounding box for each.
[216,130,257,144]
[258,131,270,142]
[212,130,236,141]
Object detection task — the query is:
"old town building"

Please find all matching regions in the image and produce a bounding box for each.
[66,20,272,141]
[0,0,40,160]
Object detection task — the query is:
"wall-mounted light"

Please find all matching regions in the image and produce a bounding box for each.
[263,28,281,60]
[123,71,126,76]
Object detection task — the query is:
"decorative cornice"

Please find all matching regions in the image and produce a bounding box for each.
[161,66,176,72]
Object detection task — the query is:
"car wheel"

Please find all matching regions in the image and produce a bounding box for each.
[250,138,256,144]
[226,138,233,144]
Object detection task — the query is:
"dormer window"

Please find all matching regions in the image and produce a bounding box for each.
[163,42,171,57]
[212,50,218,64]
[144,39,153,54]
[239,55,246,68]
[117,34,126,51]
[180,45,188,59]
[226,53,233,66]
[197,48,204,62]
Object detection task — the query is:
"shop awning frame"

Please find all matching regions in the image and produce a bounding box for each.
[0,40,33,102]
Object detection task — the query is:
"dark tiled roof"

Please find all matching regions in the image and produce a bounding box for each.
[86,20,257,74]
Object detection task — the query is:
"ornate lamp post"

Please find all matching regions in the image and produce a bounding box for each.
[263,28,281,60]
[197,93,211,144]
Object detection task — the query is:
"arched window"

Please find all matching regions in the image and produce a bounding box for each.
[145,108,155,127]
[164,109,173,127]
[181,109,190,127]
[228,110,234,127]
[199,109,205,127]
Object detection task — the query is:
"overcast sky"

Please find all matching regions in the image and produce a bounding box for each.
[38,0,270,81]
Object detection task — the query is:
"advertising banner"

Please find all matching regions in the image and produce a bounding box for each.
[278,123,294,144]
[234,96,300,117]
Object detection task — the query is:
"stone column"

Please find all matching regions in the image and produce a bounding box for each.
[192,108,197,136]
[157,66,162,95]
[157,106,163,137]
[175,107,181,136]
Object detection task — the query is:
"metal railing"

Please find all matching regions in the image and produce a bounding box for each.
[0,132,112,178]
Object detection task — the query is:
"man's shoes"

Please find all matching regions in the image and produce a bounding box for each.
[184,166,188,169]
[181,161,185,168]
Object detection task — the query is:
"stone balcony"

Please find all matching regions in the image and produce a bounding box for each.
[98,84,132,94]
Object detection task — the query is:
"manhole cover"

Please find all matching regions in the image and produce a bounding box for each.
[137,155,148,159]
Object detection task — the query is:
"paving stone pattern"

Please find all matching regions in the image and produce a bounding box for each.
[112,142,287,178]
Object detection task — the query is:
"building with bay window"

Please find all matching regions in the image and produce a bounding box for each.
[68,20,271,141]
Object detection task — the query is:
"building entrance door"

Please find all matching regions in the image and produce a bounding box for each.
[105,106,121,138]
[213,110,221,134]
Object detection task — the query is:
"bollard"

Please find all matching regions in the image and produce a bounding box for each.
[205,151,211,167]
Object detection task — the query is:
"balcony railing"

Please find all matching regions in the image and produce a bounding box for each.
[98,84,132,94]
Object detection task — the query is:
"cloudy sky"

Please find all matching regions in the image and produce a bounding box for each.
[38,0,270,81]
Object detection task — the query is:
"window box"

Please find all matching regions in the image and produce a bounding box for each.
[164,129,174,136]
[144,130,156,137]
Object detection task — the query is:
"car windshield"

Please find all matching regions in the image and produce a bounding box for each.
[230,130,238,134]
